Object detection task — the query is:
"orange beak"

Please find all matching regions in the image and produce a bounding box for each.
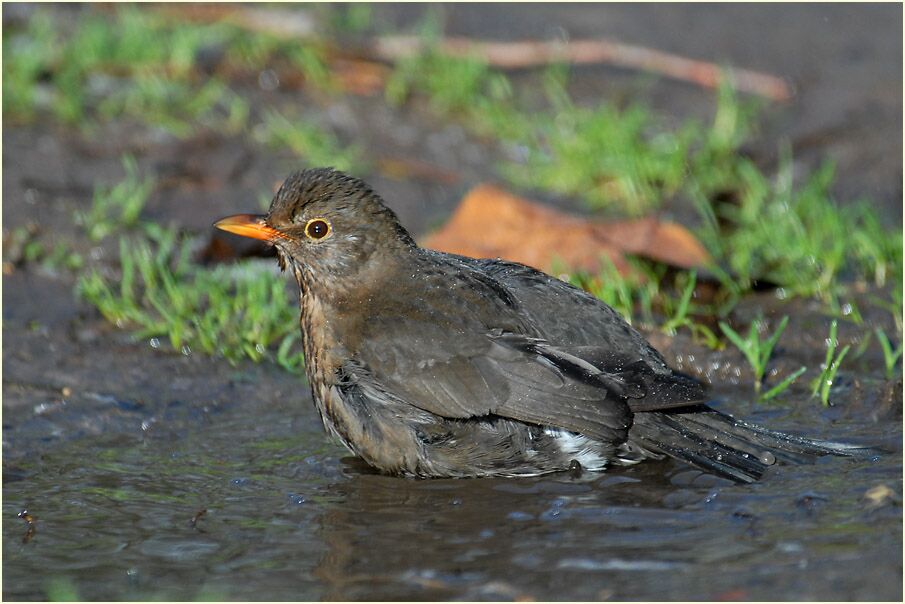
[213,214,289,242]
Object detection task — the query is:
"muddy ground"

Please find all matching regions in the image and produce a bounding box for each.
[3,4,902,601]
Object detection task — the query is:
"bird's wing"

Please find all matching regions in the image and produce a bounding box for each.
[468,257,708,411]
[471,258,677,370]
[353,318,633,444]
[545,345,708,411]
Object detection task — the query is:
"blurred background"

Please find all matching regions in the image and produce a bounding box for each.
[3,4,902,601]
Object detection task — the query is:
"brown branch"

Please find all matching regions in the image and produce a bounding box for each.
[373,35,792,102]
[149,4,792,102]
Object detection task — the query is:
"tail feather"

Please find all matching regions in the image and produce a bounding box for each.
[629,406,874,483]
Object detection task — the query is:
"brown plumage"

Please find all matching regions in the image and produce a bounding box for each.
[215,168,867,481]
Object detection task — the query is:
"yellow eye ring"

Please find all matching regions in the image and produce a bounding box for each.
[304,218,332,240]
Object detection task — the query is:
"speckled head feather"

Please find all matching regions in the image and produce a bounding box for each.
[264,168,416,291]
[268,167,415,246]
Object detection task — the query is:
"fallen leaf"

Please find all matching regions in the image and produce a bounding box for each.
[422,184,711,276]
[600,216,713,269]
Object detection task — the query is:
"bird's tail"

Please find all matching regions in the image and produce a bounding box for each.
[628,406,874,483]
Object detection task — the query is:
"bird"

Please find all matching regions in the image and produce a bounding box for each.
[215,167,867,482]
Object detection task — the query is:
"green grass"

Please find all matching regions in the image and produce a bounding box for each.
[255,109,365,172]
[77,228,304,373]
[387,50,755,217]
[77,155,155,241]
[759,365,807,402]
[809,320,851,406]
[325,3,373,34]
[72,155,304,372]
[874,328,903,381]
[567,257,654,326]
[3,226,85,273]
[500,69,709,216]
[2,10,57,121]
[693,152,902,304]
[568,259,721,349]
[660,271,704,338]
[3,6,245,133]
[1,5,339,136]
[386,47,516,130]
[96,74,249,137]
[719,315,798,396]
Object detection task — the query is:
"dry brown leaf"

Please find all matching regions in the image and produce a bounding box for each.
[598,217,713,269]
[422,184,711,276]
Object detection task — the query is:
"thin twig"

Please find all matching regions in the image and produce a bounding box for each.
[149,4,792,102]
[373,35,792,101]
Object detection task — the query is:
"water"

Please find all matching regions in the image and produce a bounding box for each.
[4,375,901,601]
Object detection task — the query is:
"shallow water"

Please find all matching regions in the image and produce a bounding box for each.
[4,346,902,601]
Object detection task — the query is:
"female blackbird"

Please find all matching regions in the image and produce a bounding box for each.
[215,168,865,482]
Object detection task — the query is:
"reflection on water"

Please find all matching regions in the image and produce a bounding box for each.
[3,390,902,601]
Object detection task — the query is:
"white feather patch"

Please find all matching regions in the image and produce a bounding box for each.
[544,428,610,471]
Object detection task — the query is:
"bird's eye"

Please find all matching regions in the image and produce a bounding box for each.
[304,218,331,240]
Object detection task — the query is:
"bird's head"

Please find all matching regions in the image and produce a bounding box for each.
[215,168,416,294]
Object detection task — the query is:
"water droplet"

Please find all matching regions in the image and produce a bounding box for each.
[149,338,160,349]
[841,303,853,315]
[759,451,776,465]
[255,343,265,355]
